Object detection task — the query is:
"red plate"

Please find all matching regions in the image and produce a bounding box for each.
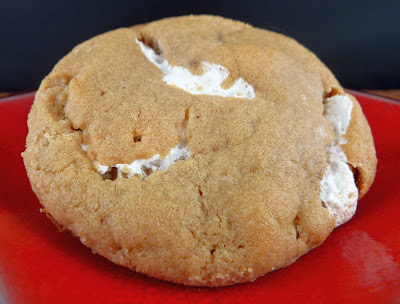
[0,90,399,304]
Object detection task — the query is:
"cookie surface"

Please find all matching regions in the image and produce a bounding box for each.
[22,15,377,286]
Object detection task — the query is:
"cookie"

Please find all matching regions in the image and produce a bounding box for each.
[22,15,377,286]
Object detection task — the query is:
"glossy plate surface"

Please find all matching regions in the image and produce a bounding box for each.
[0,91,399,303]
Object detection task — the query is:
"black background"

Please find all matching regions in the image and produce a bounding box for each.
[1,0,400,92]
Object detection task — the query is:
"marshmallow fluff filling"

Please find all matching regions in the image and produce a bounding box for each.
[91,131,189,180]
[321,94,358,227]
[136,39,256,100]
[94,146,190,179]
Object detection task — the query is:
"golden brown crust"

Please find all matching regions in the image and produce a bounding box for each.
[22,15,376,286]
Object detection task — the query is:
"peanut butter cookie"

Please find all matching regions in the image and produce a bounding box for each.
[22,15,377,286]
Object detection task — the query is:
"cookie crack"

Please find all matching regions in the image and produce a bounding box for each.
[90,108,190,180]
[293,214,301,240]
[137,35,255,100]
[320,88,359,227]
[44,74,72,121]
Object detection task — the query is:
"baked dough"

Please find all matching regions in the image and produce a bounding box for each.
[22,15,377,286]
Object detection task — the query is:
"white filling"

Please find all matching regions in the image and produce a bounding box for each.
[93,129,189,179]
[320,94,358,227]
[115,139,189,179]
[97,163,111,175]
[137,39,255,100]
